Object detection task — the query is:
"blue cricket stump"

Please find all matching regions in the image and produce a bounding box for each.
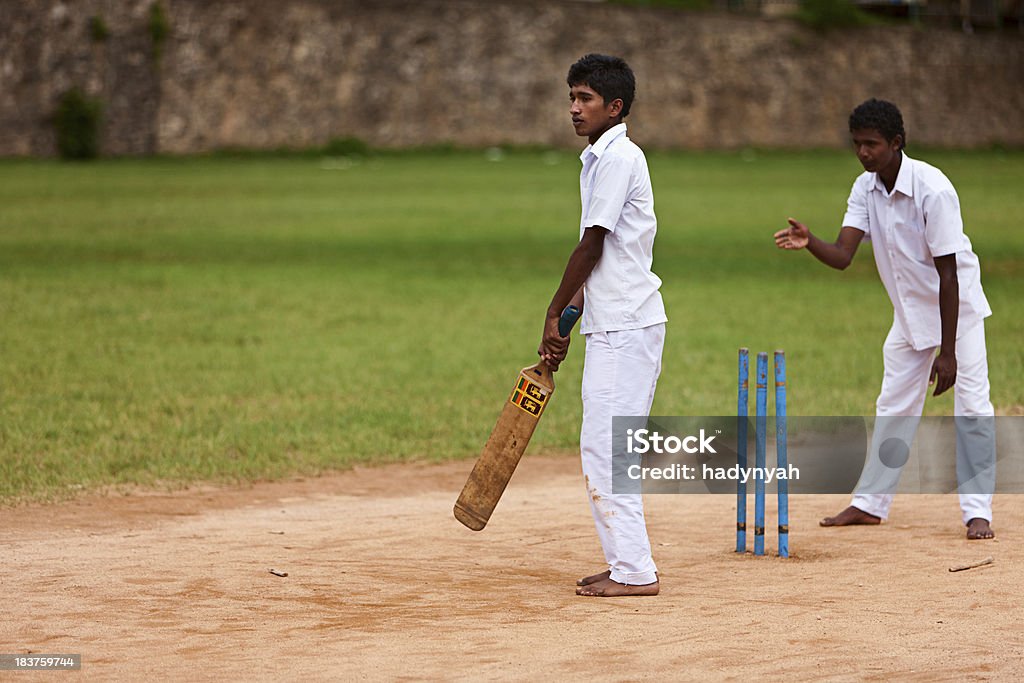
[754,352,768,556]
[735,349,749,553]
[736,347,788,557]
[775,350,789,559]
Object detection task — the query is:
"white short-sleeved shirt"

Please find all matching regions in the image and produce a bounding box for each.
[578,123,667,334]
[842,154,991,350]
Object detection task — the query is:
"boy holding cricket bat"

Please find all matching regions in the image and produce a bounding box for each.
[540,54,667,596]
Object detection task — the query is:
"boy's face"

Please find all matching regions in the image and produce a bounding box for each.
[569,84,623,143]
[850,128,902,174]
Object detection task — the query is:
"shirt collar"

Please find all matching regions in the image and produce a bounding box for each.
[871,152,914,197]
[580,123,628,162]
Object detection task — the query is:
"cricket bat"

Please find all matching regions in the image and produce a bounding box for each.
[453,305,581,531]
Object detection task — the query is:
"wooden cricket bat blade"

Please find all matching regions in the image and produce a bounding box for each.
[454,362,555,530]
[453,504,488,531]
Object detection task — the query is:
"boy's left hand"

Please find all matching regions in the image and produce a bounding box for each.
[929,352,957,396]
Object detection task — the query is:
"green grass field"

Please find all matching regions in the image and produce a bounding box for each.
[1,149,1022,501]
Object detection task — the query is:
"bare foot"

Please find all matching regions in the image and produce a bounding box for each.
[820,506,881,527]
[576,570,610,587]
[577,570,658,587]
[966,518,995,540]
[575,577,659,597]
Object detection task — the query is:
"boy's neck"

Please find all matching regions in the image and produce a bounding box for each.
[589,119,623,145]
[879,151,903,193]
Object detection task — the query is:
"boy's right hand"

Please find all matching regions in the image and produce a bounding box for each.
[775,218,810,250]
[538,314,570,371]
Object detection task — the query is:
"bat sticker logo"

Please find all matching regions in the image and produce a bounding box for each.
[510,376,549,417]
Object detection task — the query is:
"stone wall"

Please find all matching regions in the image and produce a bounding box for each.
[2,0,1022,156]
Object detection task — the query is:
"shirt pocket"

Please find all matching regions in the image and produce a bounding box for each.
[892,219,930,267]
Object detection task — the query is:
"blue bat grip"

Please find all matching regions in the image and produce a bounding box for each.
[558,305,581,337]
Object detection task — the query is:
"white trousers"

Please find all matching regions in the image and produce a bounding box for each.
[580,324,664,586]
[851,319,995,524]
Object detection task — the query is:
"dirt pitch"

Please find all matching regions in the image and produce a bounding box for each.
[2,454,1021,681]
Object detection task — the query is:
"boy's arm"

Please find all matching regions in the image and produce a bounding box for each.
[538,228,606,369]
[930,253,958,396]
[775,219,864,270]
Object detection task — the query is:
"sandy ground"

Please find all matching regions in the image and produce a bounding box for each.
[2,454,1022,681]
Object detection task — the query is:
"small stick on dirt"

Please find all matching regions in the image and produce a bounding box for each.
[948,557,993,573]
[268,568,289,577]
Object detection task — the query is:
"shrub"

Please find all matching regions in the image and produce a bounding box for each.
[149,2,169,60]
[54,89,103,160]
[797,0,874,29]
[323,137,371,157]
[89,15,109,42]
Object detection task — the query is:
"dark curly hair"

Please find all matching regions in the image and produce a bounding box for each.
[849,98,906,150]
[567,54,636,118]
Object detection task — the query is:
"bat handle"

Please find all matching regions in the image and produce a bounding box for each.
[538,305,581,377]
[530,360,554,386]
[558,305,582,337]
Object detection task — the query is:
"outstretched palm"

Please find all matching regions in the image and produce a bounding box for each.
[774,218,810,250]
